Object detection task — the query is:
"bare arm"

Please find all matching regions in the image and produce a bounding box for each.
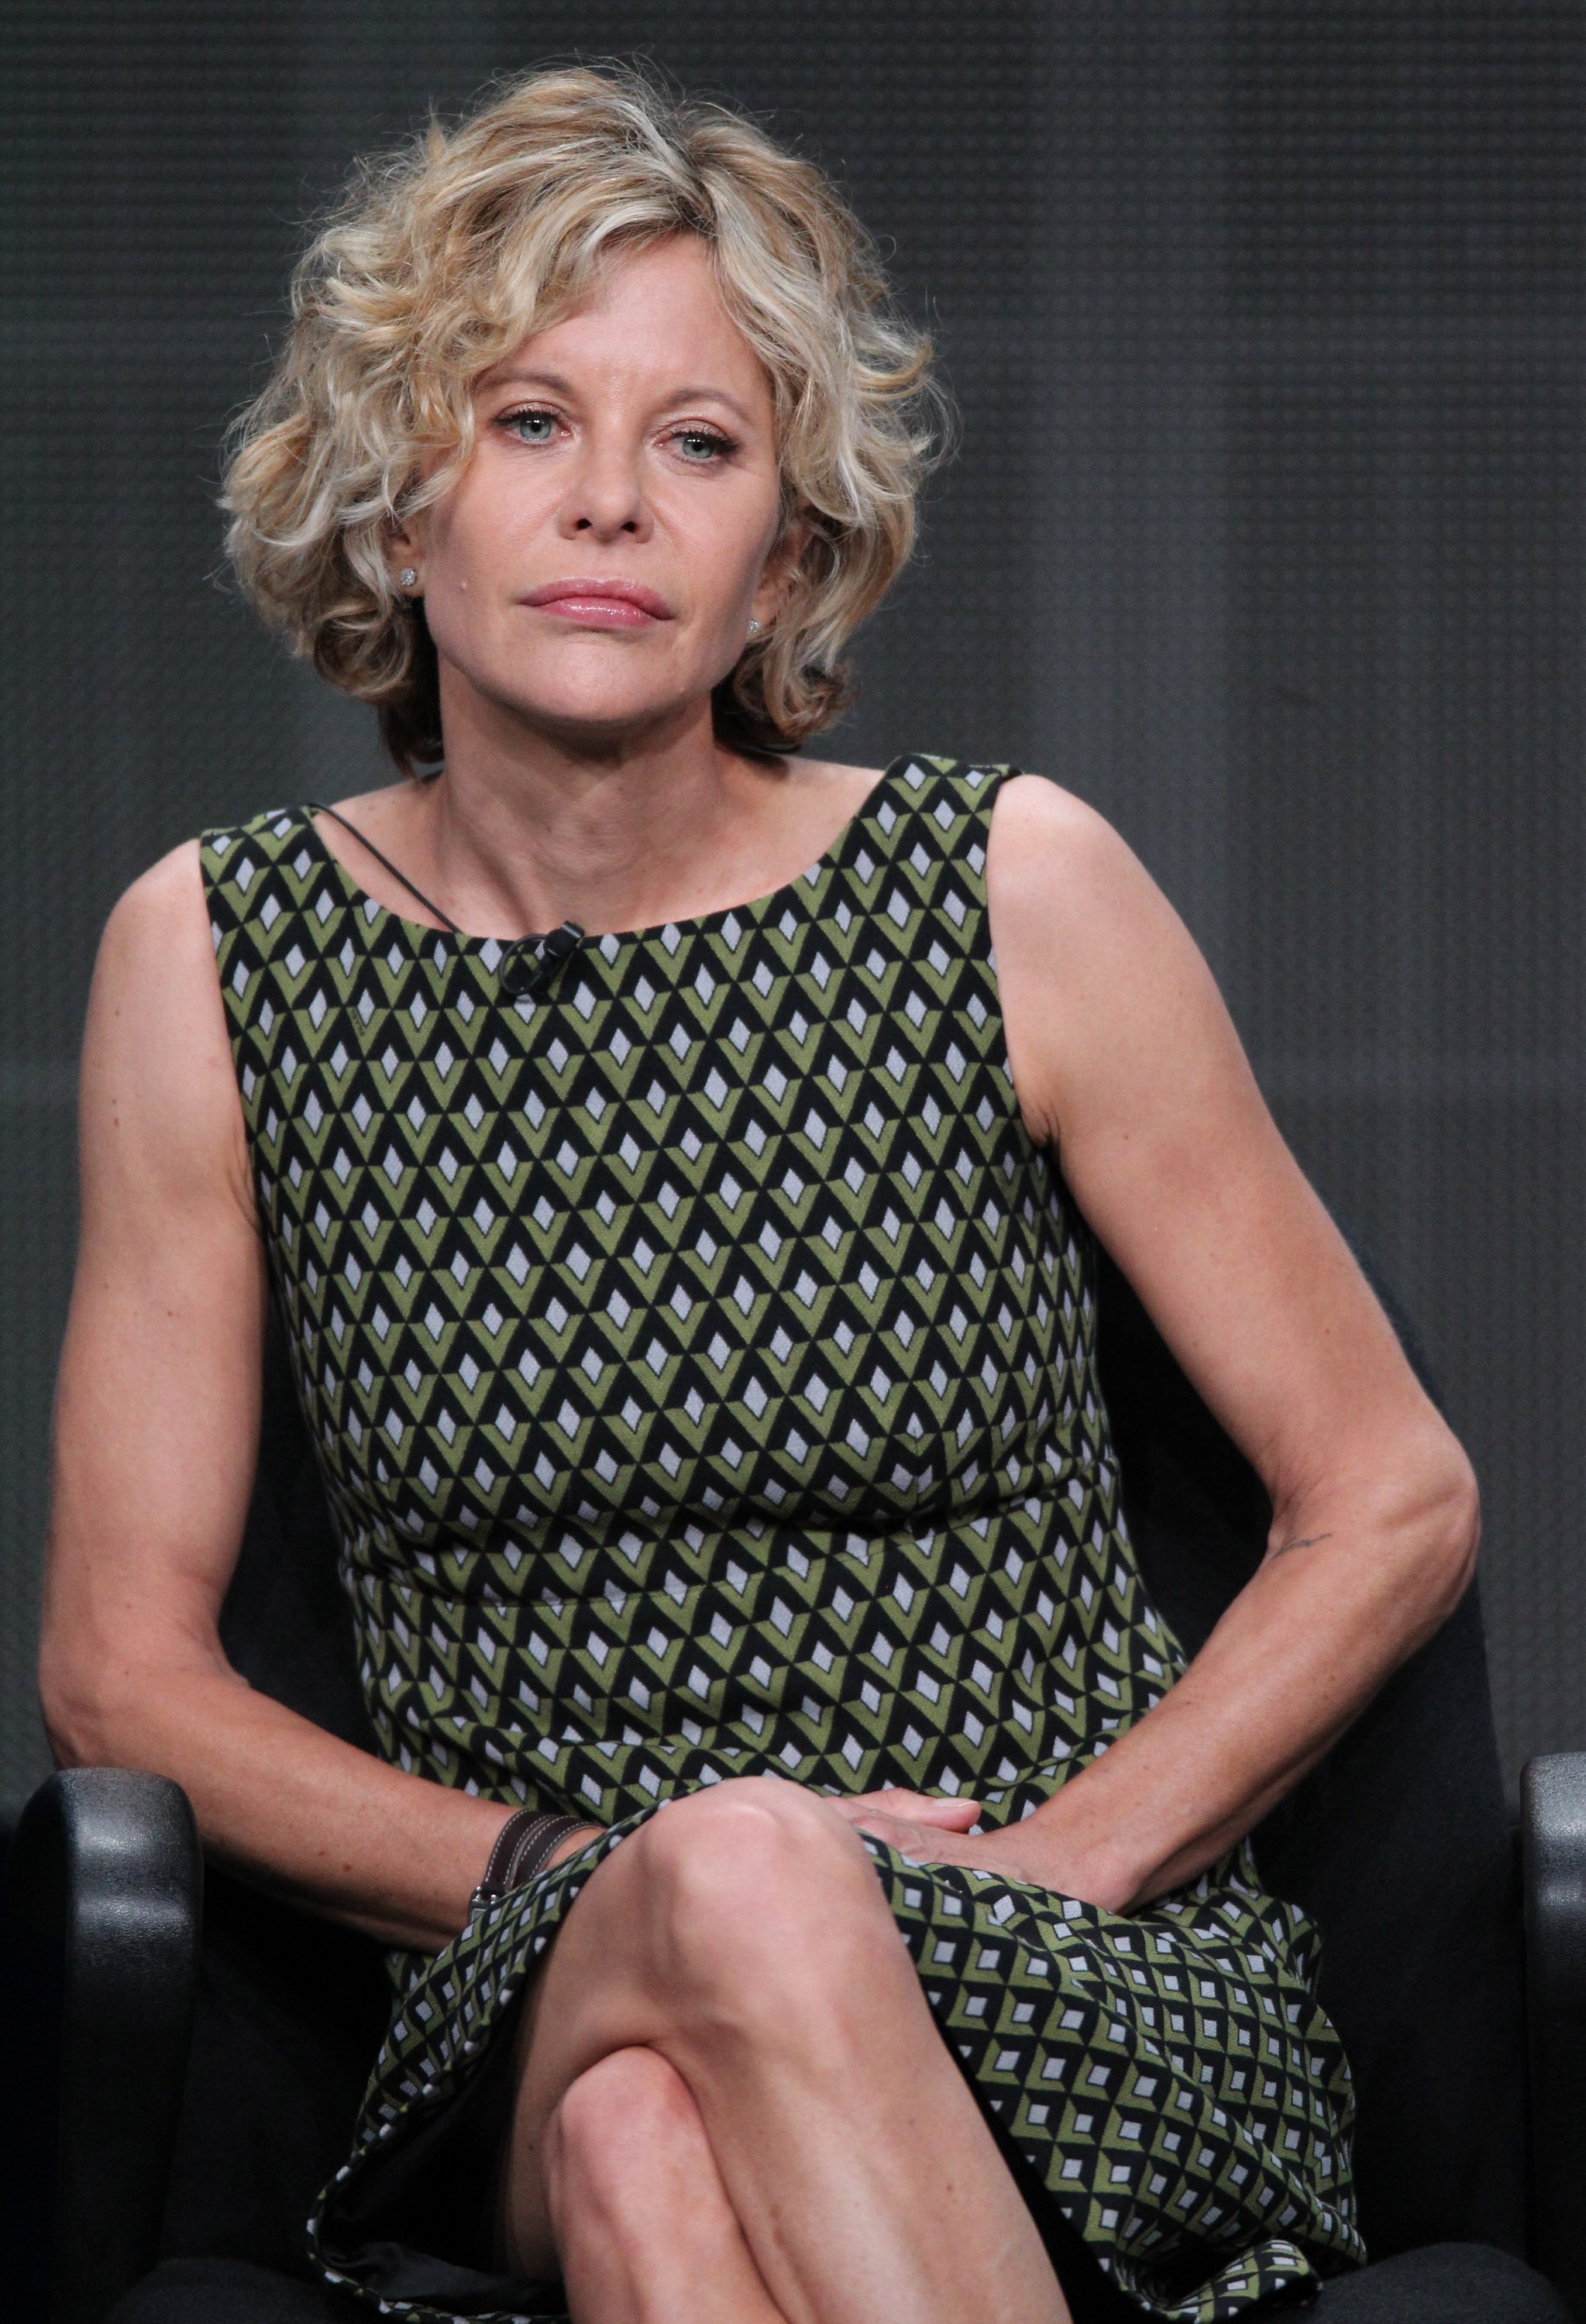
[866,776,1478,1911]
[39,842,519,1950]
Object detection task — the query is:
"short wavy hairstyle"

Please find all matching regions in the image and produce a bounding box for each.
[222,61,944,772]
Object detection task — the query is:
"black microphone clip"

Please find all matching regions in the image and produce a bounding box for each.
[498,920,584,1002]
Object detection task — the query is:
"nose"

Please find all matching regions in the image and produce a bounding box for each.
[557,431,652,544]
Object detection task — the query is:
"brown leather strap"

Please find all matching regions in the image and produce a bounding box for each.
[471,1810,588,1913]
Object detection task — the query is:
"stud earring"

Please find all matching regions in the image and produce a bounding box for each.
[398,566,418,590]
[748,617,762,636]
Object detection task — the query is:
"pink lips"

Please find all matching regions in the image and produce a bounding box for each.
[523,576,673,627]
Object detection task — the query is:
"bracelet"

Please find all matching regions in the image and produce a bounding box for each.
[470,1810,589,1914]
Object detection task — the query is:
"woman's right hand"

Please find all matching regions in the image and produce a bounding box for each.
[825,1786,983,1851]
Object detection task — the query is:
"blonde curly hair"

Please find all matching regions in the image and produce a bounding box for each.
[222,61,944,772]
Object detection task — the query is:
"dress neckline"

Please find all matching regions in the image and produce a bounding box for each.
[294,752,920,953]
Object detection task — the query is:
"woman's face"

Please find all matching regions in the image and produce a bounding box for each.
[402,233,790,751]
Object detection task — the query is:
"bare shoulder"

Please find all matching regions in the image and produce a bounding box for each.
[322,777,417,843]
[986,774,1190,1005]
[986,772,1158,926]
[989,768,1111,842]
[770,755,886,810]
[797,756,887,784]
[984,775,1232,1151]
[92,839,227,1061]
[99,835,211,964]
[83,839,249,1206]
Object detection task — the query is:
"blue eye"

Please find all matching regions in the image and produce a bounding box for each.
[505,408,557,444]
[674,429,733,463]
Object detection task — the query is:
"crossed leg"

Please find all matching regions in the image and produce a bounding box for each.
[543,2047,786,2322]
[497,1777,1072,2324]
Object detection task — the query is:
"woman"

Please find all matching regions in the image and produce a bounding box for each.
[40,62,1478,2324]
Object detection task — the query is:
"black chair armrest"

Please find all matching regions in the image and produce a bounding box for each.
[1522,1752,1586,2315]
[7,1769,202,2324]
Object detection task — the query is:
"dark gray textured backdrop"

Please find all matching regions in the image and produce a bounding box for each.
[2,2,1580,1812]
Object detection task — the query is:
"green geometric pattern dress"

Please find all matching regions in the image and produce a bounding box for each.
[201,755,1363,2321]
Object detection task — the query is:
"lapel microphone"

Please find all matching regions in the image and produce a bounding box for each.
[499,920,585,1001]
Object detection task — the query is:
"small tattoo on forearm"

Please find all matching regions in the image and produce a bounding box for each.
[1271,1532,1333,1559]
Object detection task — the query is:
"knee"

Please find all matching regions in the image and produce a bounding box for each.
[636,1778,869,1936]
[624,1779,900,2016]
[545,2047,695,2237]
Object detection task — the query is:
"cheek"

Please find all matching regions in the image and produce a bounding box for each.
[418,502,527,661]
[424,494,504,586]
[428,447,552,573]
[685,497,783,624]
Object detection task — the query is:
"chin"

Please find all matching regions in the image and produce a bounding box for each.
[490,672,710,745]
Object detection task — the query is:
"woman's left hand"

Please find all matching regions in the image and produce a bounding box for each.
[830,1789,1116,1908]
[826,1785,979,1846]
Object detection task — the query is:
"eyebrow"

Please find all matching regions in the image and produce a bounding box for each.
[485,367,757,426]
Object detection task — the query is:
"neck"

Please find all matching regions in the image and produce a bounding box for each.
[417,674,783,940]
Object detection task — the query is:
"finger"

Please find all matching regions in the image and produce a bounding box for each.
[835,1789,983,1829]
[851,1813,930,1852]
[887,1832,978,1869]
[830,1792,927,1825]
[894,1796,982,1831]
[858,1815,983,1861]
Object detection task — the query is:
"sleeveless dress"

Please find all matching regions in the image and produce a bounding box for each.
[201,755,1363,2322]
